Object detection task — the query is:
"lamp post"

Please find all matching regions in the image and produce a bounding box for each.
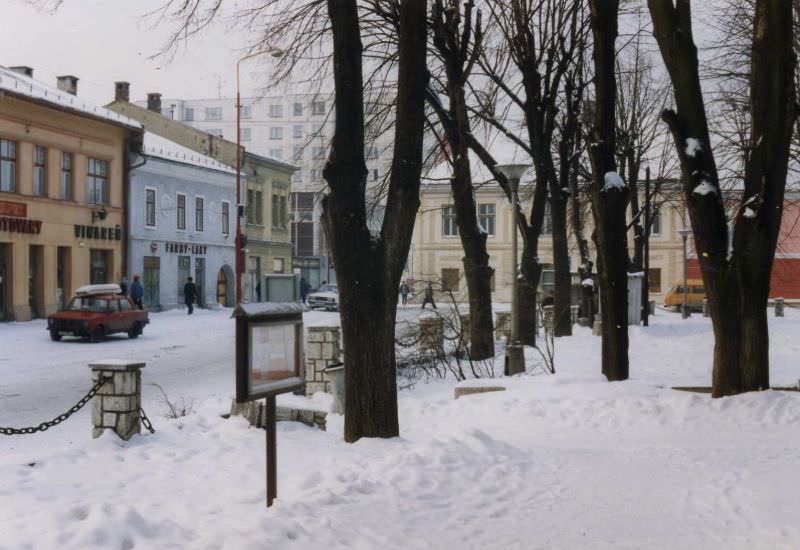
[495,163,531,376]
[235,49,282,304]
[677,228,692,319]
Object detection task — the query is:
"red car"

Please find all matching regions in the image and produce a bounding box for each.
[47,284,149,342]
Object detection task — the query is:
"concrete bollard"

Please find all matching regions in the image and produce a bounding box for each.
[495,311,512,341]
[89,359,145,441]
[419,316,445,353]
[775,297,785,317]
[702,298,709,317]
[323,363,345,414]
[543,305,555,330]
[592,319,602,336]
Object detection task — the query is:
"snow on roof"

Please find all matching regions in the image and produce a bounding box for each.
[0,65,142,130]
[143,132,236,174]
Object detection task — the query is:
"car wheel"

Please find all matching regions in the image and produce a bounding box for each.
[128,322,142,339]
[89,325,105,343]
[49,329,62,342]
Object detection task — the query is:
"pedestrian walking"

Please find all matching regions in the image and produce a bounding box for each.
[400,281,410,305]
[421,281,437,309]
[119,276,129,296]
[300,277,311,303]
[130,275,144,310]
[184,276,197,315]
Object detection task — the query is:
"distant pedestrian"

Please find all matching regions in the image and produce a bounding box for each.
[130,275,144,310]
[184,276,197,315]
[400,281,410,305]
[300,277,311,303]
[119,276,129,296]
[421,281,437,309]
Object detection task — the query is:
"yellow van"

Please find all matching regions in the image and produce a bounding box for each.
[664,279,706,312]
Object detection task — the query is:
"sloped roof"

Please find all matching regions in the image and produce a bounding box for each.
[142,132,236,174]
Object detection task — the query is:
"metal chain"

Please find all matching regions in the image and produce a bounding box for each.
[138,408,155,434]
[0,376,110,436]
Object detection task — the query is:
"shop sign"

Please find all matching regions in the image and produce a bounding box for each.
[0,216,42,235]
[0,200,27,217]
[74,224,122,241]
[165,242,207,255]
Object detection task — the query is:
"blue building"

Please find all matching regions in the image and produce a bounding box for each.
[128,133,237,310]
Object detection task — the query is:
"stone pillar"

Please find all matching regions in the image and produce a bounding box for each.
[305,326,341,395]
[702,298,710,317]
[88,360,145,441]
[495,311,511,341]
[419,316,444,353]
[775,297,784,317]
[543,305,555,330]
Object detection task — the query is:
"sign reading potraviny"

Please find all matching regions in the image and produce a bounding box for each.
[232,302,305,507]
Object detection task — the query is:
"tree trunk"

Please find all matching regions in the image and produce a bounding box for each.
[588,0,629,381]
[549,178,573,337]
[324,0,428,441]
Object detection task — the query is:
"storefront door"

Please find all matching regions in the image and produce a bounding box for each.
[216,267,228,306]
[0,244,8,321]
[143,256,160,308]
[90,249,110,284]
[57,247,70,311]
[194,257,205,307]
[28,245,44,318]
[178,255,190,303]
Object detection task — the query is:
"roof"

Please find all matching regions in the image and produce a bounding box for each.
[142,133,236,174]
[0,66,142,130]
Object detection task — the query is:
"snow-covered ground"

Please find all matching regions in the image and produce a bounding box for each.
[1,307,799,549]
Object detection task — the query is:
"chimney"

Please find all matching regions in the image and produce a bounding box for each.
[115,82,130,102]
[56,75,79,95]
[9,66,34,78]
[147,93,162,113]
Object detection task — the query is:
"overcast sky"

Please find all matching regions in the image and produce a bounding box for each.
[2,0,264,105]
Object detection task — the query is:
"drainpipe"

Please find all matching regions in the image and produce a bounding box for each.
[124,134,147,279]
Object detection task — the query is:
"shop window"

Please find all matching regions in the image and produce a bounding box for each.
[1,139,17,192]
[87,158,108,205]
[61,152,72,200]
[33,146,46,196]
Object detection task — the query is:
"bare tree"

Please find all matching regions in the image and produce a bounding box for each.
[587,0,629,381]
[429,0,495,360]
[649,0,796,395]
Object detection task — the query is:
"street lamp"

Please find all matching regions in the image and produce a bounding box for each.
[235,49,283,304]
[495,163,531,376]
[677,228,692,319]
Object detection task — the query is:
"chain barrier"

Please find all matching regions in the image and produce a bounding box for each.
[0,375,111,436]
[139,408,155,434]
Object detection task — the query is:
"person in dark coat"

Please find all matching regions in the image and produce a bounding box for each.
[400,281,410,305]
[119,276,129,296]
[130,275,144,310]
[300,277,311,303]
[184,276,197,315]
[421,281,437,309]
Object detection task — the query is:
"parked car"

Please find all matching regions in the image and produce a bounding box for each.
[47,284,149,342]
[664,279,706,312]
[307,284,339,311]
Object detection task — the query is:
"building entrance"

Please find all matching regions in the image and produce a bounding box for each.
[28,245,44,318]
[0,244,8,320]
[194,257,205,307]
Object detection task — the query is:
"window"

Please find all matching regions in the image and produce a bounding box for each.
[0,139,16,192]
[650,205,661,235]
[269,127,283,140]
[310,169,321,182]
[207,128,224,137]
[61,152,72,200]
[312,146,325,160]
[273,258,285,273]
[176,193,186,229]
[442,205,457,237]
[195,196,204,231]
[312,101,326,115]
[293,102,303,116]
[184,107,194,122]
[87,158,108,205]
[293,222,314,256]
[240,128,252,141]
[269,148,283,159]
[366,145,378,159]
[221,201,230,235]
[648,268,662,293]
[272,194,287,229]
[269,104,283,118]
[441,268,460,292]
[293,125,303,139]
[240,105,252,119]
[255,191,263,224]
[205,107,222,121]
[33,146,46,196]
[293,145,303,161]
[478,203,496,236]
[246,189,254,223]
[292,192,315,210]
[145,188,156,227]
[542,200,553,235]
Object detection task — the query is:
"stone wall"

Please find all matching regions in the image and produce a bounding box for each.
[305,325,341,395]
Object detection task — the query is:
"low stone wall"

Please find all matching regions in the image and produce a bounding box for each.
[305,326,341,395]
[230,400,327,431]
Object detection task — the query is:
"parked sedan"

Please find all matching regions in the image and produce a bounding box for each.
[307,284,339,311]
[47,284,150,342]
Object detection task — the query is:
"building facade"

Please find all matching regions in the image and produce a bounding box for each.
[107,87,296,303]
[0,66,141,321]
[129,133,237,310]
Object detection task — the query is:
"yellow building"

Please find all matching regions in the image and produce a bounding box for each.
[410,180,687,304]
[0,66,142,321]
